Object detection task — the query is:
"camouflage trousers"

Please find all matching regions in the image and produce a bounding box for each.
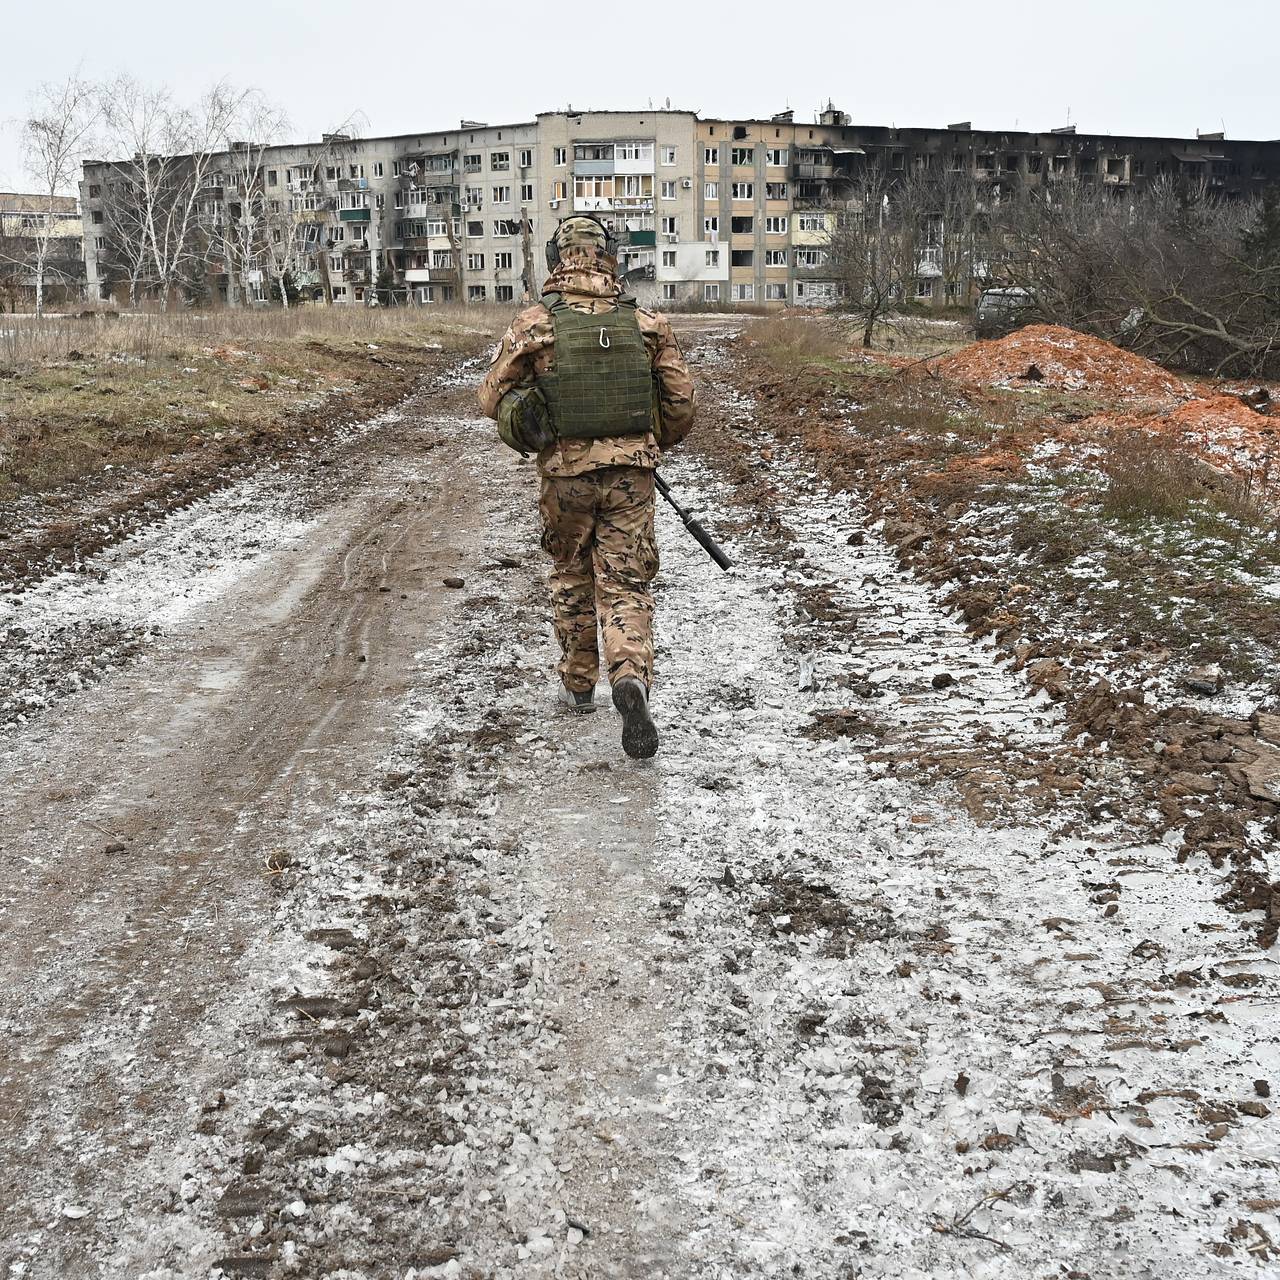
[538,466,658,693]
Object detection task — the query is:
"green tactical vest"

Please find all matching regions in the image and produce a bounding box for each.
[534,292,653,440]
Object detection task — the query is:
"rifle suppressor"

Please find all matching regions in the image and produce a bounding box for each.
[655,472,732,572]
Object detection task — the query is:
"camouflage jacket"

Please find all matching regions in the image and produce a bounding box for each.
[477,253,696,478]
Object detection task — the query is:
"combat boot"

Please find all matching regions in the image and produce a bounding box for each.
[558,684,596,714]
[612,677,659,759]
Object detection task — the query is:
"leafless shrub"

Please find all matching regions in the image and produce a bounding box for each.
[1099,429,1205,521]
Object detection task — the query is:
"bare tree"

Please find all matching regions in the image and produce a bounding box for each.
[824,168,940,346]
[96,76,249,305]
[21,75,99,315]
[208,92,291,307]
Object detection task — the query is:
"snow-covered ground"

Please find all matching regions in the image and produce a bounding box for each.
[2,351,1276,1278]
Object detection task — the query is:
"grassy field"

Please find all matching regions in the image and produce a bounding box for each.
[0,305,506,503]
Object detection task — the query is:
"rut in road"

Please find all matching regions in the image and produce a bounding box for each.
[1,336,1276,1279]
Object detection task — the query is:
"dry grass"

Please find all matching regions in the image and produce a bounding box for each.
[0,304,506,503]
[0,302,505,369]
[1099,429,1206,521]
[747,313,852,370]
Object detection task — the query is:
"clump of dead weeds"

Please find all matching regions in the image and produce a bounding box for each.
[747,314,852,372]
[1099,429,1207,522]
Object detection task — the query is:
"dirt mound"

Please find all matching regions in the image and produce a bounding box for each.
[1164,393,1276,435]
[932,325,1194,402]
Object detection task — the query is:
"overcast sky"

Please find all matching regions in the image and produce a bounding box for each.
[2,0,1276,191]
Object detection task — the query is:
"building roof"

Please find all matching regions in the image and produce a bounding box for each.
[0,192,80,214]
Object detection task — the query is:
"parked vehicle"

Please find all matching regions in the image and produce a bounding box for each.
[975,287,1035,339]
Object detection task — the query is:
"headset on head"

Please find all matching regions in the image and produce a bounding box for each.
[545,213,619,271]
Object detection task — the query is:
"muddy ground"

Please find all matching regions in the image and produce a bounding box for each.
[0,320,1277,1279]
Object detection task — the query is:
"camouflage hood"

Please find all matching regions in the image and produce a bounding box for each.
[542,245,623,302]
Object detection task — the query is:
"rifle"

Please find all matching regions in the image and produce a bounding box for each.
[655,472,732,572]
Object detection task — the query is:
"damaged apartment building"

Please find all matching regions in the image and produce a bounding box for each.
[1,192,84,308]
[79,107,1280,310]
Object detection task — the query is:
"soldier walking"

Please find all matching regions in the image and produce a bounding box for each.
[478,215,696,759]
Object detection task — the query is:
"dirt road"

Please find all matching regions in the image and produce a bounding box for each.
[1,328,1276,1278]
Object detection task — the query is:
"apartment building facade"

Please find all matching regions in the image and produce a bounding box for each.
[1,193,84,306]
[79,108,1280,310]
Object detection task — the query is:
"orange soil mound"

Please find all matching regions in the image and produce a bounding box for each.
[1081,394,1279,484]
[931,325,1194,401]
[1164,394,1277,435]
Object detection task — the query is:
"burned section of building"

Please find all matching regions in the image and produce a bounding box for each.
[78,107,1280,310]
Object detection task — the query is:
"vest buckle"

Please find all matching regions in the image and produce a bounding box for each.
[599,327,611,349]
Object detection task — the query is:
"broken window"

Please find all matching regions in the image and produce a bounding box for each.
[731,249,753,267]
[519,148,533,167]
[496,285,514,302]
[731,216,754,234]
[765,249,787,266]
[662,146,677,165]
[491,152,510,171]
[705,182,719,200]
[765,215,788,234]
[661,180,677,199]
[662,249,676,267]
[466,220,484,237]
[1027,153,1043,173]
[732,147,754,166]
[704,216,719,236]
[554,147,567,166]
[705,249,720,267]
[468,285,487,301]
[467,252,485,270]
[731,182,753,200]
[495,251,513,269]
[492,186,510,203]
[705,146,719,165]
[765,182,788,200]
[766,148,788,167]
[463,154,481,172]
[732,283,754,301]
[766,282,786,300]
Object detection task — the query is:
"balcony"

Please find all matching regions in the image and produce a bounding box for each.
[339,207,370,222]
[574,158,615,177]
[793,162,834,180]
[625,229,656,247]
[404,267,457,283]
